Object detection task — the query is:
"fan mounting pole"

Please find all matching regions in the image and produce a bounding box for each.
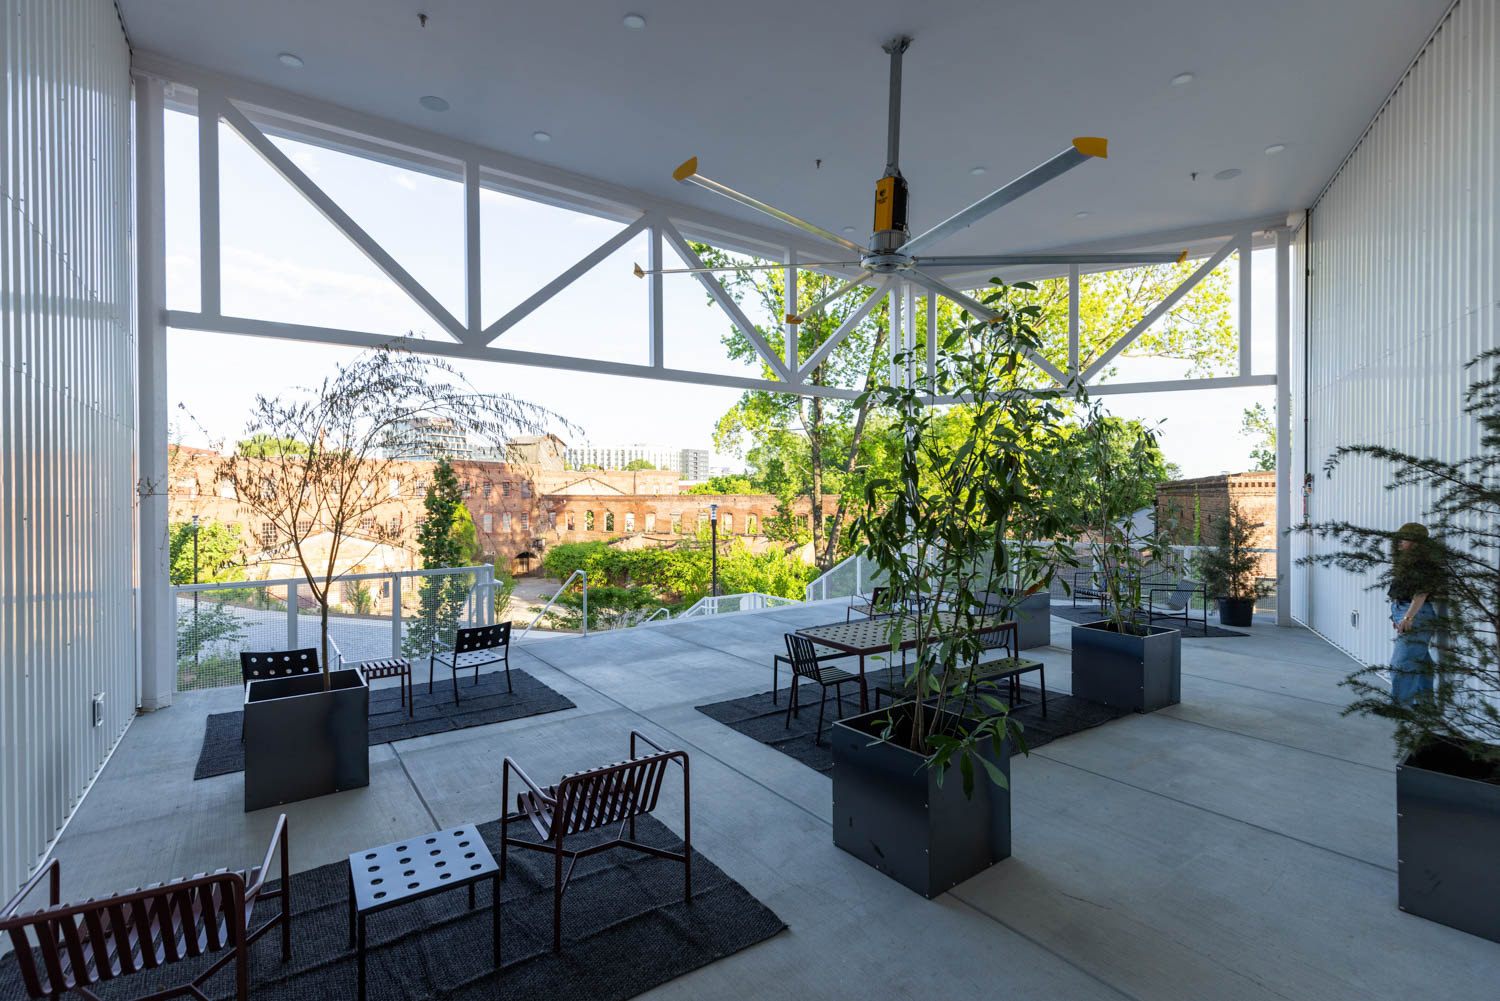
[882,35,911,178]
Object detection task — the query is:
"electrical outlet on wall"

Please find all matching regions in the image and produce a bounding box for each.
[92,692,105,727]
[1351,609,1359,628]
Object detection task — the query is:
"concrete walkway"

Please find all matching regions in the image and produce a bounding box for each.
[37,604,1500,1000]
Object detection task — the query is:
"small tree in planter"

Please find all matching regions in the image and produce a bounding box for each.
[840,283,1078,895]
[1068,401,1184,712]
[1295,348,1500,941]
[222,348,553,687]
[1196,501,1274,626]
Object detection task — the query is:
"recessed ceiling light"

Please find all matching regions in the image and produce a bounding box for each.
[1214,168,1242,180]
[418,95,449,112]
[842,226,857,234]
[1075,211,1090,219]
[1171,72,1194,86]
[277,52,304,68]
[1264,143,1286,155]
[969,166,986,176]
[622,13,647,30]
[532,131,552,143]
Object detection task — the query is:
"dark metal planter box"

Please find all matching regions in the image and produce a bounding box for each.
[1001,588,1052,649]
[1071,620,1181,712]
[1396,744,1500,943]
[244,668,369,812]
[831,706,1011,898]
[1218,598,1255,627]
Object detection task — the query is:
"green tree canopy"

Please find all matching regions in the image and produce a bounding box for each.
[1241,402,1276,470]
[684,474,756,495]
[235,433,309,457]
[623,458,654,470]
[168,520,244,585]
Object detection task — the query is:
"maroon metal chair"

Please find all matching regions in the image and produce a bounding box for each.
[0,814,291,1001]
[501,732,690,953]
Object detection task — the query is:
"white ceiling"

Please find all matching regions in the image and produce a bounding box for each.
[119,0,1449,258]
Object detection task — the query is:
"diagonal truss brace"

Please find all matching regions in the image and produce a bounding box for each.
[903,269,1070,386]
[217,98,469,343]
[797,276,896,379]
[1080,235,1239,383]
[657,218,794,383]
[481,215,649,342]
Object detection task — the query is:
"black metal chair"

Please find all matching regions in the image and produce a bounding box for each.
[1148,578,1208,632]
[238,648,319,739]
[430,622,512,704]
[770,641,853,705]
[783,633,860,746]
[846,585,892,623]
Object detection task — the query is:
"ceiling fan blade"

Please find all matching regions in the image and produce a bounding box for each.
[672,157,867,255]
[912,250,1188,268]
[900,138,1108,258]
[787,270,873,323]
[634,259,862,278]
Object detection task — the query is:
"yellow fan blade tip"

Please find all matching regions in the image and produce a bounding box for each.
[785,314,801,324]
[672,156,699,182]
[633,262,645,278]
[1176,249,1188,264]
[1072,136,1108,158]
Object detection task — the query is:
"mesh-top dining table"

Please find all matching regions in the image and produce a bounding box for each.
[796,612,993,712]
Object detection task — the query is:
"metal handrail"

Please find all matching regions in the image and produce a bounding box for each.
[169,564,491,593]
[641,607,671,623]
[519,569,589,640]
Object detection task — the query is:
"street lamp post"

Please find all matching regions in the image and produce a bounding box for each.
[709,504,719,599]
[191,515,200,668]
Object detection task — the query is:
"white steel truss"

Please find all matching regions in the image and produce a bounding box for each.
[140,53,1283,405]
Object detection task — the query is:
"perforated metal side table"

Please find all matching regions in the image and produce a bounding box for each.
[347,825,500,1001]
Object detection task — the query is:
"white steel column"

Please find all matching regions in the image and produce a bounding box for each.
[1067,264,1080,382]
[783,250,798,376]
[197,90,221,316]
[1274,225,1293,627]
[648,224,664,367]
[135,76,175,711]
[464,162,482,337]
[1238,229,1254,376]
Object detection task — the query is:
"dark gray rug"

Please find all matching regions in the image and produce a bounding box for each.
[696,667,1131,774]
[194,670,575,780]
[1052,604,1248,638]
[0,815,785,1001]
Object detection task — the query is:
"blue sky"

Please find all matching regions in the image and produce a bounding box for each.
[164,110,1276,477]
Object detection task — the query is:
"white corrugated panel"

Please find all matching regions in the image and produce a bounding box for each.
[1299,0,1496,667]
[1,0,136,897]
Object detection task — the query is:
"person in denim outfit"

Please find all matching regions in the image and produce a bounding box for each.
[1388,522,1442,706]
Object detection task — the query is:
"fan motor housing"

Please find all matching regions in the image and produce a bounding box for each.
[872,173,909,238]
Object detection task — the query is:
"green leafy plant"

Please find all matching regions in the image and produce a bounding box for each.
[851,282,1078,794]
[1197,501,1275,602]
[1070,399,1178,634]
[1296,348,1500,768]
[493,566,517,622]
[404,459,474,659]
[176,600,248,689]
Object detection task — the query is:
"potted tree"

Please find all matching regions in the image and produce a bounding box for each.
[1297,347,1500,943]
[222,347,552,811]
[1197,501,1275,626]
[1068,402,1183,713]
[837,284,1077,897]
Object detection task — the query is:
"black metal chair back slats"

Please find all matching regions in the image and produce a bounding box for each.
[239,648,319,687]
[455,622,510,654]
[430,622,513,703]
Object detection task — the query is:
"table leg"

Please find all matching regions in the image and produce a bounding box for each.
[858,654,869,712]
[468,881,476,910]
[356,914,367,1001]
[491,873,502,967]
[347,870,355,948]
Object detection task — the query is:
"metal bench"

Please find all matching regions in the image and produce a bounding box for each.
[876,621,1047,717]
[430,622,511,704]
[358,657,413,715]
[501,731,690,953]
[0,815,291,1001]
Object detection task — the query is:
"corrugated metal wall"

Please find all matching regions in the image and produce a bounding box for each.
[1,0,137,896]
[1300,0,1496,666]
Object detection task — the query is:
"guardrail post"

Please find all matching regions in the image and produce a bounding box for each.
[581,577,588,638]
[286,581,299,648]
[855,557,862,599]
[390,573,402,658]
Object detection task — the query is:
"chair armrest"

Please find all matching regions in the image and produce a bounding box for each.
[244,813,287,900]
[630,731,687,768]
[1,858,59,918]
[502,757,552,807]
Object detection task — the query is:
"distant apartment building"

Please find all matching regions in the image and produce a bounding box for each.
[383,418,473,461]
[565,442,711,479]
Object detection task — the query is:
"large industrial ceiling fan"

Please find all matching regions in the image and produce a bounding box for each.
[641,36,1185,324]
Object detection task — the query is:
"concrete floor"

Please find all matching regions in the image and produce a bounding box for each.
[35,603,1500,1000]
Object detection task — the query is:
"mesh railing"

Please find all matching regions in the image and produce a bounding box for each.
[173,565,493,692]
